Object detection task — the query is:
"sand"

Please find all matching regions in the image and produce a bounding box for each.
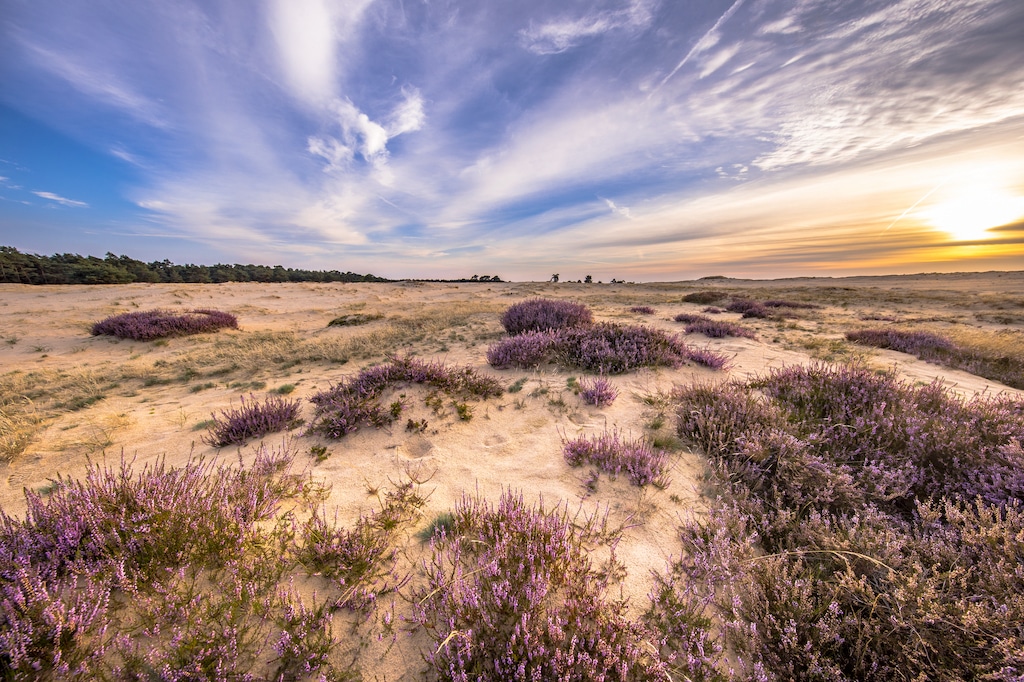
[1,273,1021,676]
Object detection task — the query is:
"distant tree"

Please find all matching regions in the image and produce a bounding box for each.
[584,275,593,284]
[479,275,492,282]
[470,275,479,281]
[550,274,559,283]
[490,275,502,282]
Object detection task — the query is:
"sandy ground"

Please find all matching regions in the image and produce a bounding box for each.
[1,272,1022,676]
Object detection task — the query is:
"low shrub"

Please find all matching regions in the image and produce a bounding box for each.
[91,309,238,340]
[203,394,303,447]
[578,377,619,407]
[674,314,756,339]
[486,324,729,374]
[308,356,502,438]
[486,330,558,368]
[501,298,592,336]
[845,328,957,358]
[725,299,770,319]
[629,306,656,315]
[563,430,670,487]
[0,447,419,679]
[415,491,665,680]
[682,291,725,305]
[665,363,1024,679]
[327,313,384,327]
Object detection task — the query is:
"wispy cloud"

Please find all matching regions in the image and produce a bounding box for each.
[519,0,655,54]
[33,191,88,207]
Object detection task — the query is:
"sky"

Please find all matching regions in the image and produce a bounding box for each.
[2,0,1023,282]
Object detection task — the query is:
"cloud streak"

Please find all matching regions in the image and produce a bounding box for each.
[32,191,88,208]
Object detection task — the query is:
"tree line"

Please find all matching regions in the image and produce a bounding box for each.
[0,246,390,285]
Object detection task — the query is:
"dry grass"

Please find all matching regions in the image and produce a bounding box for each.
[0,301,504,462]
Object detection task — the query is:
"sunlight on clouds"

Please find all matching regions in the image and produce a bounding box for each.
[919,185,1024,242]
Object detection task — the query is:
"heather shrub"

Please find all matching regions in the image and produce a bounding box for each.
[563,430,670,487]
[667,364,1024,679]
[674,314,756,339]
[845,328,957,358]
[578,376,619,407]
[487,323,727,374]
[203,393,303,447]
[556,323,718,374]
[91,308,238,340]
[486,330,558,368]
[415,491,666,681]
[682,291,725,305]
[724,299,769,319]
[0,447,421,679]
[501,298,592,335]
[308,356,502,438]
[629,305,656,315]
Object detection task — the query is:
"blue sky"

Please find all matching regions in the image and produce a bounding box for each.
[2,0,1023,281]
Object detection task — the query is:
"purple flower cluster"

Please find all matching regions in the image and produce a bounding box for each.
[309,356,503,438]
[501,298,593,336]
[486,330,558,369]
[666,363,1024,679]
[0,446,425,678]
[487,324,729,374]
[563,430,670,486]
[845,328,957,357]
[725,299,770,319]
[203,393,303,447]
[847,327,1024,390]
[0,447,306,676]
[629,305,656,315]
[674,313,756,339]
[90,308,238,340]
[415,491,665,681]
[578,377,619,407]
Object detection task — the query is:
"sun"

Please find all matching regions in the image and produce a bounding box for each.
[920,184,1024,241]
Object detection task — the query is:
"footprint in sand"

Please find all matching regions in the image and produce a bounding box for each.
[483,434,508,448]
[397,436,434,459]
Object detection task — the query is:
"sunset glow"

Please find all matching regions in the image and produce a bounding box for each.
[922,186,1024,242]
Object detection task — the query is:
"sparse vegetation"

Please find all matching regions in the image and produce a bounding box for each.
[328,312,384,327]
[203,393,303,446]
[91,308,238,340]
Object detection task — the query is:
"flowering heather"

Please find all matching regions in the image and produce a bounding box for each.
[578,376,619,407]
[501,298,593,335]
[0,447,423,679]
[724,299,770,319]
[674,313,756,339]
[629,305,656,315]
[485,330,558,368]
[487,323,728,374]
[415,491,665,681]
[669,364,1024,679]
[563,430,670,487]
[90,308,238,340]
[203,393,303,447]
[308,356,502,438]
[556,323,694,374]
[845,328,958,358]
